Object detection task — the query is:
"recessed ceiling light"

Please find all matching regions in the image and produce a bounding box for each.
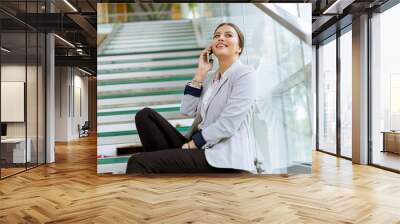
[63,0,78,12]
[1,47,11,53]
[323,0,354,15]
[54,34,75,48]
[78,67,92,76]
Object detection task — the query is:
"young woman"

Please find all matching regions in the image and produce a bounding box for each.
[126,23,256,174]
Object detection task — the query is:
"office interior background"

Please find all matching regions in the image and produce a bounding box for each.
[0,0,399,222]
[0,0,97,179]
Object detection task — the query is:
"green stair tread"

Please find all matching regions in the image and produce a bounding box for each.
[97,156,130,165]
[99,47,203,57]
[98,126,190,137]
[98,64,197,75]
[107,39,197,48]
[109,36,195,43]
[97,55,198,65]
[104,44,198,55]
[114,32,195,39]
[98,75,192,86]
[98,106,181,116]
[98,89,183,99]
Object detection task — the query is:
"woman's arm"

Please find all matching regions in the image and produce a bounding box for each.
[180,46,213,117]
[191,70,256,148]
[180,83,202,117]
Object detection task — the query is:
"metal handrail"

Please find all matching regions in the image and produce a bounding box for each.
[97,23,122,55]
[253,3,311,45]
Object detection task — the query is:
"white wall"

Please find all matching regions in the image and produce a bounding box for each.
[1,65,31,138]
[55,67,89,141]
[71,73,89,138]
[55,67,69,141]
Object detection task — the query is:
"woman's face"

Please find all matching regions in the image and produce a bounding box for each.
[211,25,242,58]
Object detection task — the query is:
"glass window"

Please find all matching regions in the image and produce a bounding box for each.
[371,3,400,171]
[317,37,337,154]
[340,28,352,158]
[0,0,46,179]
[27,30,39,169]
[1,26,28,178]
[242,3,312,173]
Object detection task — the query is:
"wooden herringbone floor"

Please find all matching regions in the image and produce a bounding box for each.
[1,135,400,224]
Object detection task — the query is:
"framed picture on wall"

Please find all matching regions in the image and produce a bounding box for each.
[1,81,25,122]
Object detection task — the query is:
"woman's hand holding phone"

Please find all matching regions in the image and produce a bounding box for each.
[194,46,213,83]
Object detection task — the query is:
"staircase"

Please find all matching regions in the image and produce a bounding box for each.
[97,19,202,173]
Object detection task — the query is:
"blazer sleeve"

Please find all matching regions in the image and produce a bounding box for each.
[180,83,203,117]
[191,70,256,149]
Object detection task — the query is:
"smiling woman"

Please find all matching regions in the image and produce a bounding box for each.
[126,23,257,174]
[97,3,313,175]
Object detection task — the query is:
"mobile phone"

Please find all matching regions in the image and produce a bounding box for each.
[208,49,213,63]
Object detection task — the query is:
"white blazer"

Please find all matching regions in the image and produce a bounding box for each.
[180,59,257,172]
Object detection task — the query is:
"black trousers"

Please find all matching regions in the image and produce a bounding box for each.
[126,107,239,174]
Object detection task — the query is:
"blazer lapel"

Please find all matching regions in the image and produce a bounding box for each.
[204,59,241,114]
